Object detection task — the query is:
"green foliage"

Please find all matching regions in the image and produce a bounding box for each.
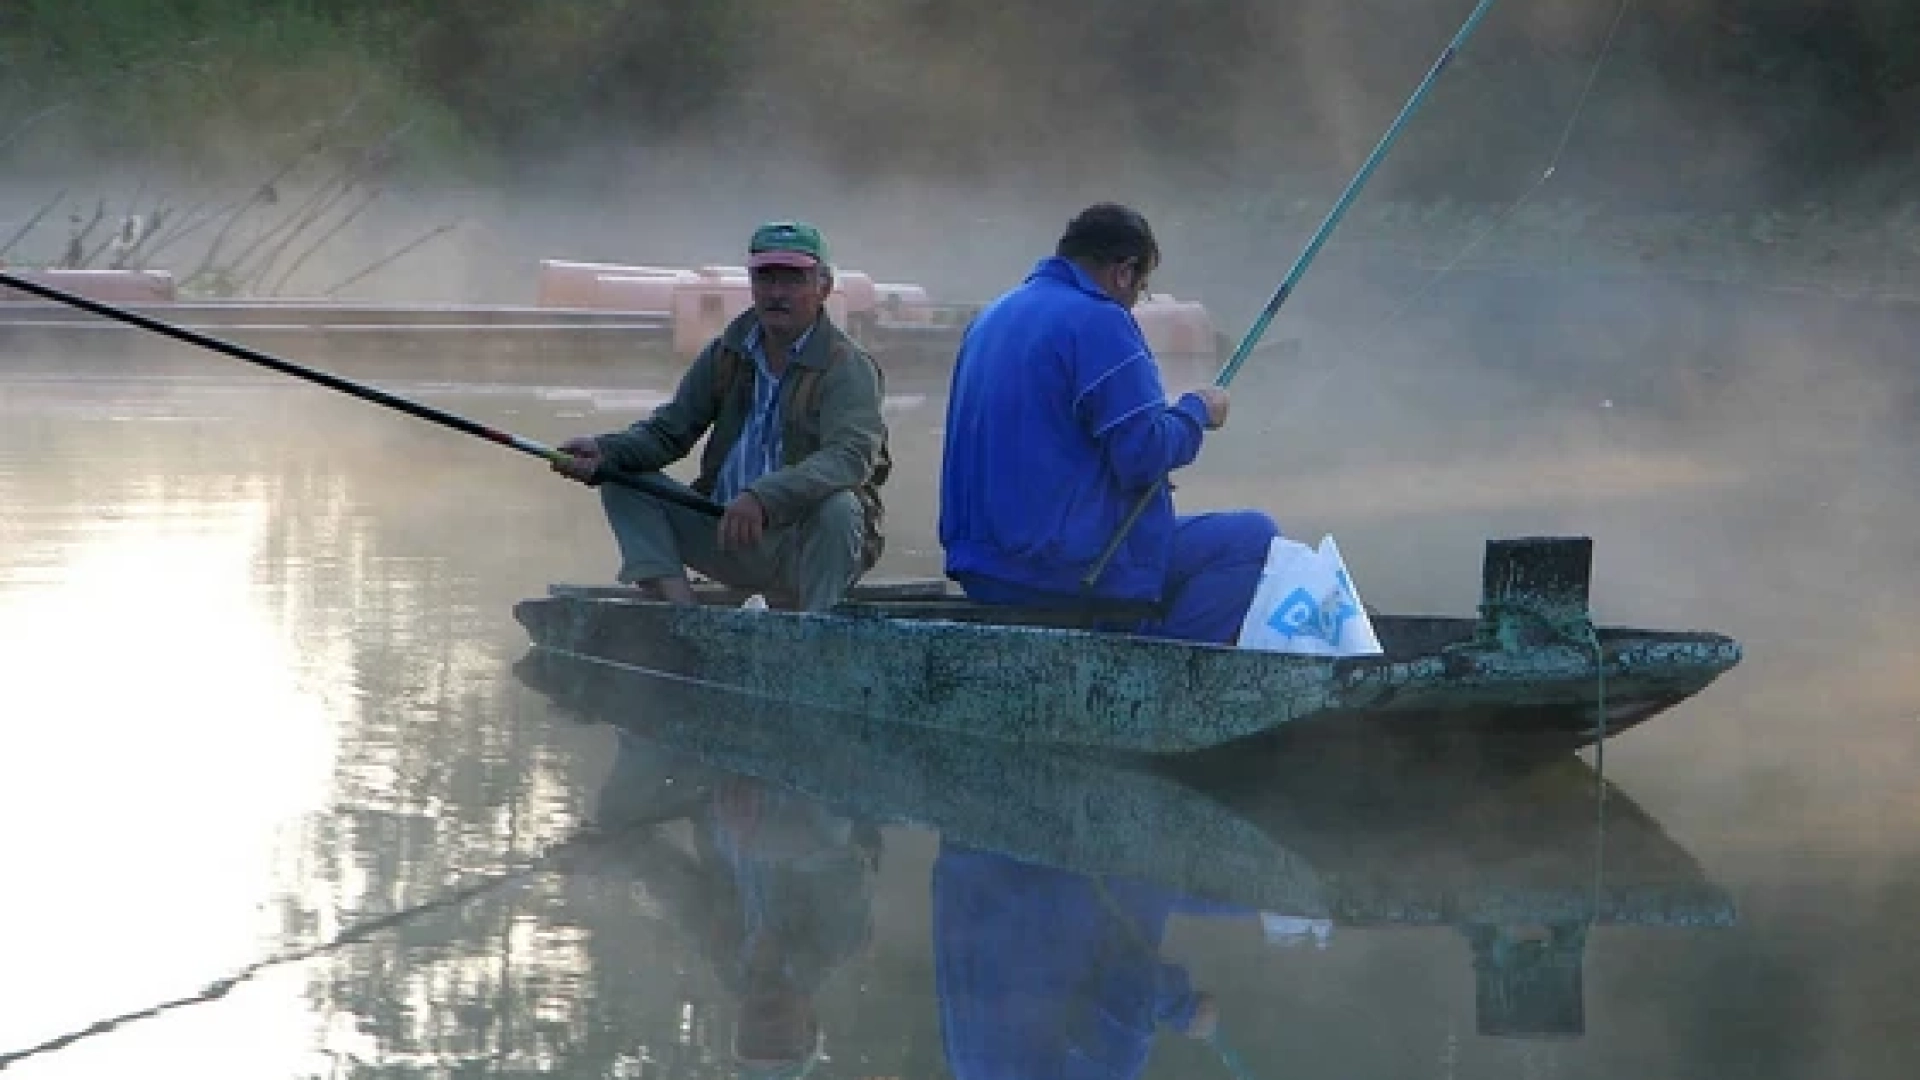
[6,0,1920,199]
[0,0,470,175]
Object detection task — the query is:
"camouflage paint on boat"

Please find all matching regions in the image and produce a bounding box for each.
[514,538,1740,754]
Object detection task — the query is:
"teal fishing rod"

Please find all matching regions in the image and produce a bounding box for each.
[1083,0,1502,590]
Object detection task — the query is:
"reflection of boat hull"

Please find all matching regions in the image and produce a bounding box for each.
[520,642,1734,1042]
[518,647,1331,917]
[514,647,1736,930]
[514,538,1740,755]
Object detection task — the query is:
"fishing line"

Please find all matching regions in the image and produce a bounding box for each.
[1087,0,1504,587]
[1276,0,1634,963]
[530,642,880,721]
[1263,0,1637,423]
[0,814,679,1071]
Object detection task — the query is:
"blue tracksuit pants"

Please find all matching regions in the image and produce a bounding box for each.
[958,510,1279,645]
[1150,511,1280,643]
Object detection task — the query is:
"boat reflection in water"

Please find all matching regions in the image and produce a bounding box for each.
[518,643,1735,1076]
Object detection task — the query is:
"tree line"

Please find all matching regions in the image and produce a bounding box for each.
[4,0,1917,206]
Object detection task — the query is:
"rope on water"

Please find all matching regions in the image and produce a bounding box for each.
[1468,599,1610,917]
[1580,615,1610,929]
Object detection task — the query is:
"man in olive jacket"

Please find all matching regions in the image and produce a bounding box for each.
[552,222,890,612]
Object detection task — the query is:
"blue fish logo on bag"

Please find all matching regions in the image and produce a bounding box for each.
[1266,569,1361,646]
[1237,536,1384,656]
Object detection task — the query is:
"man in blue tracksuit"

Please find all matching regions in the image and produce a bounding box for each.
[939,203,1280,643]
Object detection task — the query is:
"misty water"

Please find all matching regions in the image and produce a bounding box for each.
[2,284,1916,1079]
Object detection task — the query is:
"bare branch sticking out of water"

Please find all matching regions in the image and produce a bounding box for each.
[270,185,384,295]
[226,170,358,286]
[142,193,242,265]
[249,121,416,293]
[188,94,372,290]
[59,200,105,269]
[0,189,66,261]
[322,220,463,298]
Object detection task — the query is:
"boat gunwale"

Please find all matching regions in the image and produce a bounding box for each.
[531,587,1743,674]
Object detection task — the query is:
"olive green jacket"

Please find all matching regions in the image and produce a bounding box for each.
[593,309,891,558]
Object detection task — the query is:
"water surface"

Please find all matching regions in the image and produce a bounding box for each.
[1,335,1915,1078]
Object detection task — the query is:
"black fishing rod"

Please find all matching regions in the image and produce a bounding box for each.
[0,270,723,517]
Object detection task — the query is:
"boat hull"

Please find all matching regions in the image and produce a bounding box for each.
[512,579,1741,754]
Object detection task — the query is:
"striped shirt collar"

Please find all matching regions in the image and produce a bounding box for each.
[712,318,816,504]
[743,318,818,366]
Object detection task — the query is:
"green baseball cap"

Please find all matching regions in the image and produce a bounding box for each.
[747,221,828,269]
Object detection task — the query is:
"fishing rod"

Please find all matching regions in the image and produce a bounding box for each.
[1082,0,1502,591]
[0,270,723,518]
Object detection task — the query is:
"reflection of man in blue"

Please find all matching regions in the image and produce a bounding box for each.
[933,842,1246,1079]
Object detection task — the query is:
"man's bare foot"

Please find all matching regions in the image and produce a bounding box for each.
[649,574,697,605]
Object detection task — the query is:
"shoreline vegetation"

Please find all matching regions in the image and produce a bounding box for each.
[7,0,1920,301]
[7,184,1918,308]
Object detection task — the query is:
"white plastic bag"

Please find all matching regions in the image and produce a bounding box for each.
[1235,534,1385,656]
[1261,912,1335,950]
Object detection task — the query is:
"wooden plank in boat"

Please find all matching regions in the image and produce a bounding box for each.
[548,577,960,604]
[547,578,1164,629]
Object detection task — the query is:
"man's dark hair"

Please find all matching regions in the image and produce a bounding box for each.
[1055,202,1159,272]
